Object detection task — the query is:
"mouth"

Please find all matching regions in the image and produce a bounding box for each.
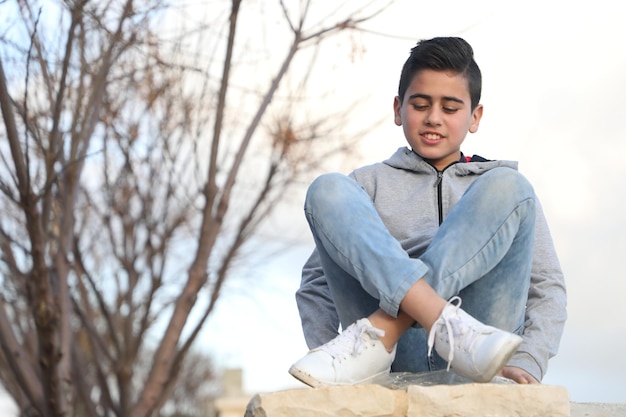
[421,132,444,144]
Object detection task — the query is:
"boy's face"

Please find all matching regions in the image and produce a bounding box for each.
[394,69,483,171]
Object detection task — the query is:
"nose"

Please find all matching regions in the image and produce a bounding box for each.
[425,107,442,126]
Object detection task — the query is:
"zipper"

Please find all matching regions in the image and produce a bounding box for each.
[433,160,460,225]
[435,170,444,225]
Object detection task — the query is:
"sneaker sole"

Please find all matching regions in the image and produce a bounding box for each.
[288,364,390,388]
[471,334,523,383]
[288,365,323,388]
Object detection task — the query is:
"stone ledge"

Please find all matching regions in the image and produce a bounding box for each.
[570,402,626,417]
[407,384,569,416]
[245,383,572,417]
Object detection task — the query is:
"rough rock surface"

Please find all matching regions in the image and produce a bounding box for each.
[407,383,569,416]
[245,384,407,417]
[245,383,571,417]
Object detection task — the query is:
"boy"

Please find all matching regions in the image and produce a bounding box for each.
[289,37,566,387]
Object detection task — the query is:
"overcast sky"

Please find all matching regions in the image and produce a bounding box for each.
[203,0,626,404]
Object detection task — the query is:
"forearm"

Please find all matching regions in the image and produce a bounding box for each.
[507,201,567,380]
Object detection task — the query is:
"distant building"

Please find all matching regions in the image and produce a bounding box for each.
[214,369,251,417]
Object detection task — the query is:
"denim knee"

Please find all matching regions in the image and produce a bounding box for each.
[478,167,536,205]
[305,173,355,216]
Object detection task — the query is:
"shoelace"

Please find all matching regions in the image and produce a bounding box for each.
[427,296,462,371]
[321,320,386,359]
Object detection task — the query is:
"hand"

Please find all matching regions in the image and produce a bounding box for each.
[498,366,539,384]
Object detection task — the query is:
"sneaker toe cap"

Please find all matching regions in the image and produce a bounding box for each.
[289,350,338,386]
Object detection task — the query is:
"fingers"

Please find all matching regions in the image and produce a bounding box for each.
[501,366,539,384]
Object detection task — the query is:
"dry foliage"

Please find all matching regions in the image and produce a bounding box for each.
[0,1,392,416]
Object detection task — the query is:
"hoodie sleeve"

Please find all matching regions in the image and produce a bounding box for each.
[295,249,340,349]
[507,198,567,380]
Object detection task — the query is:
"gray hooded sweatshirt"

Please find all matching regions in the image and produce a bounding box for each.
[296,147,567,381]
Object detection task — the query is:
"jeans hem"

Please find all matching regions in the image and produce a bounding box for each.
[380,260,429,317]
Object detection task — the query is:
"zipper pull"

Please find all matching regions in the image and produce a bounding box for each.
[435,171,444,187]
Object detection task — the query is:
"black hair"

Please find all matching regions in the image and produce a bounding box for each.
[398,37,482,110]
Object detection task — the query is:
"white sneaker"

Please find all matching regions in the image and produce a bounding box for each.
[289,318,396,387]
[427,296,523,383]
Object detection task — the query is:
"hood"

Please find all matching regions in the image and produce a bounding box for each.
[383,147,519,175]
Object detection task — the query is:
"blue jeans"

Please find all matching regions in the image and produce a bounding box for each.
[304,167,536,372]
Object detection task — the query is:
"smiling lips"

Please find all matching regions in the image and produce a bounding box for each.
[422,132,444,144]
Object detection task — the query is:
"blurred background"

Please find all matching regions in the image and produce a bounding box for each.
[1,1,625,416]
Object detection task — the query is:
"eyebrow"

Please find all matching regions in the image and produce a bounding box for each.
[408,93,465,104]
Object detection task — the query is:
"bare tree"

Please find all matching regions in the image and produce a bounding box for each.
[0,0,392,416]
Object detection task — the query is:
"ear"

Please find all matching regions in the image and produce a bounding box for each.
[393,96,402,126]
[469,104,483,133]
